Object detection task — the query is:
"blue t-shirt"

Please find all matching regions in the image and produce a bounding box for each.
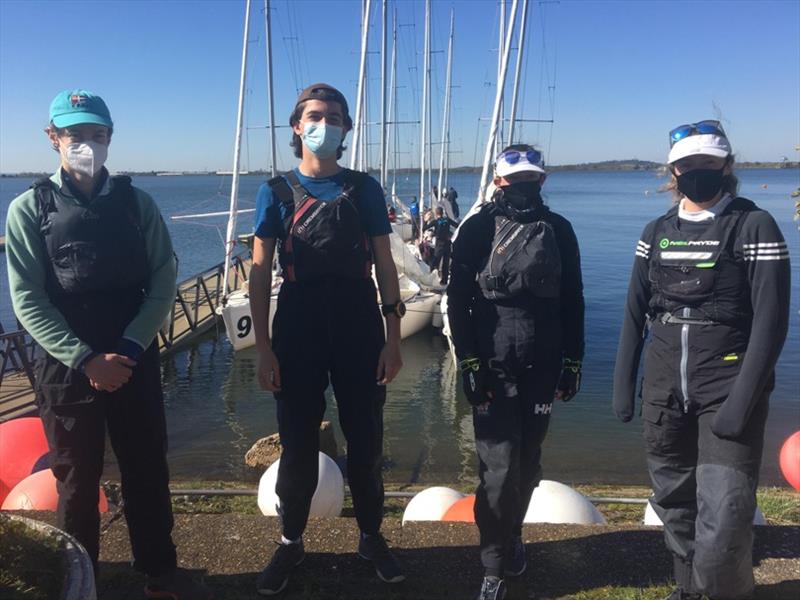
[253,167,392,239]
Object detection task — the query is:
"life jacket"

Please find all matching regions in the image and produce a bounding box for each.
[34,175,149,349]
[647,197,754,324]
[431,217,454,242]
[476,203,561,301]
[268,170,372,282]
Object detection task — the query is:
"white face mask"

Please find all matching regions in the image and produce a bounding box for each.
[60,140,108,177]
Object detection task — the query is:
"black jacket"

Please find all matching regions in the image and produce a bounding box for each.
[447,201,584,370]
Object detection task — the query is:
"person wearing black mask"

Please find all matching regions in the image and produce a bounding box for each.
[447,144,584,600]
[613,121,790,600]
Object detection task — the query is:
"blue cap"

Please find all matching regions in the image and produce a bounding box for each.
[49,89,113,129]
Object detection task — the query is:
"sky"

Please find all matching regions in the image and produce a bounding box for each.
[0,0,798,174]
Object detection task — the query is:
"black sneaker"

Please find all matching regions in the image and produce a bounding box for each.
[144,568,213,599]
[504,536,526,577]
[256,540,306,596]
[663,588,703,600]
[357,533,405,583]
[476,576,507,600]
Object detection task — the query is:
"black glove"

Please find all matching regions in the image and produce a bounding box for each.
[459,357,491,406]
[555,358,581,402]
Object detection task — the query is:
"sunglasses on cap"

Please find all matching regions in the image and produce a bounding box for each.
[669,120,727,147]
[497,148,543,166]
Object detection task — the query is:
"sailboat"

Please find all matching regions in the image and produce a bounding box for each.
[216,0,444,351]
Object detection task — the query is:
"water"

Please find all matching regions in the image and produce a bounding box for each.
[2,169,798,486]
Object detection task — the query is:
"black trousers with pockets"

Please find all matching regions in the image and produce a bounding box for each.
[271,278,387,540]
[36,342,176,576]
[473,360,560,575]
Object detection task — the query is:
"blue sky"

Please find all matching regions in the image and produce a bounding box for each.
[0,0,798,173]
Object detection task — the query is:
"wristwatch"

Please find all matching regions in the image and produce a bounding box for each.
[381,301,407,318]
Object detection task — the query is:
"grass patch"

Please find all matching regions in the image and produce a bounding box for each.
[0,515,64,600]
[558,586,673,599]
[111,480,799,526]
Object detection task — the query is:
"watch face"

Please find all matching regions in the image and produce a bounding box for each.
[397,302,407,317]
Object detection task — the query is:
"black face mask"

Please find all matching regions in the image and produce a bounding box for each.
[675,167,725,203]
[500,180,542,211]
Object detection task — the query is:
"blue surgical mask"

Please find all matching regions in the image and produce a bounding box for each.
[301,123,344,158]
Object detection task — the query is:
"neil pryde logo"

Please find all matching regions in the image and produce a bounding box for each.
[659,238,720,249]
[295,204,325,236]
[497,225,523,255]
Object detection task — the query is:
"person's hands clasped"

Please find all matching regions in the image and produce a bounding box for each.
[84,353,137,392]
[376,340,403,385]
[554,358,581,402]
[257,346,282,392]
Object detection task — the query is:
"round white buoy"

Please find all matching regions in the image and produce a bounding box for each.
[257,452,344,518]
[402,486,464,525]
[643,499,768,526]
[523,480,607,525]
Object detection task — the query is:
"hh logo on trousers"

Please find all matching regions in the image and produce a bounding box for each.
[534,403,552,415]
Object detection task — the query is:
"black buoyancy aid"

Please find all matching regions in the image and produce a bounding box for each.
[648,197,754,324]
[268,170,372,282]
[477,204,561,301]
[35,176,149,349]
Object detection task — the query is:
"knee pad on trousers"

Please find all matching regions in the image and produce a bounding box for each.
[694,463,756,599]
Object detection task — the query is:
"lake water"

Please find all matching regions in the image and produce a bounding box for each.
[2,169,798,486]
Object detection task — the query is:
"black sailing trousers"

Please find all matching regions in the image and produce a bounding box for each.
[643,323,769,599]
[473,361,560,576]
[271,279,386,540]
[432,240,452,285]
[36,342,176,575]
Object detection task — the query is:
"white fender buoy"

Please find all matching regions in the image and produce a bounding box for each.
[402,486,464,525]
[643,499,767,526]
[257,452,344,518]
[523,480,607,525]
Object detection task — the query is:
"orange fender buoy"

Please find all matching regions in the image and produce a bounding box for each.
[1,469,109,512]
[442,495,476,522]
[0,417,50,505]
[779,431,800,491]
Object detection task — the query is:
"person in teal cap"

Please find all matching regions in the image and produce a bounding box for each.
[5,90,211,599]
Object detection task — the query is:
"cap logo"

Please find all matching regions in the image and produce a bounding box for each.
[70,94,87,107]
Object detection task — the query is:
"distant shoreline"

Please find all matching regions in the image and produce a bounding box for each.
[2,160,797,178]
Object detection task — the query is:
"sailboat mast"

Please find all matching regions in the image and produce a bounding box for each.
[222,0,252,303]
[264,0,277,177]
[496,0,506,157]
[380,0,388,188]
[387,5,398,200]
[350,0,371,170]
[419,0,430,235]
[507,0,529,146]
[436,9,454,207]
[477,0,519,205]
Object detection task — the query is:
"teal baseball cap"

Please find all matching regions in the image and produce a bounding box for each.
[49,89,113,129]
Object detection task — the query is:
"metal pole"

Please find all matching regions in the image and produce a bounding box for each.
[222,0,252,302]
[418,0,430,236]
[386,4,397,201]
[436,10,454,209]
[350,0,371,170]
[476,0,519,207]
[380,0,388,188]
[264,0,277,177]
[496,0,506,156]
[507,0,529,146]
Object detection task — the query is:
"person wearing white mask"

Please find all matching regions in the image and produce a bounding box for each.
[613,121,790,600]
[5,89,211,599]
[250,83,405,595]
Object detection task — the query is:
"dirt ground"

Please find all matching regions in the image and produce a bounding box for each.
[17,511,800,600]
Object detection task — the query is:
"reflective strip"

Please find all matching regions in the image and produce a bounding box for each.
[744,253,790,261]
[743,247,787,255]
[636,240,650,259]
[635,251,649,259]
[742,241,786,248]
[637,240,651,249]
[661,251,714,260]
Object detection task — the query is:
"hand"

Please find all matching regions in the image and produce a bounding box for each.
[376,340,403,385]
[554,358,581,402]
[460,357,493,406]
[84,354,136,392]
[257,346,282,392]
